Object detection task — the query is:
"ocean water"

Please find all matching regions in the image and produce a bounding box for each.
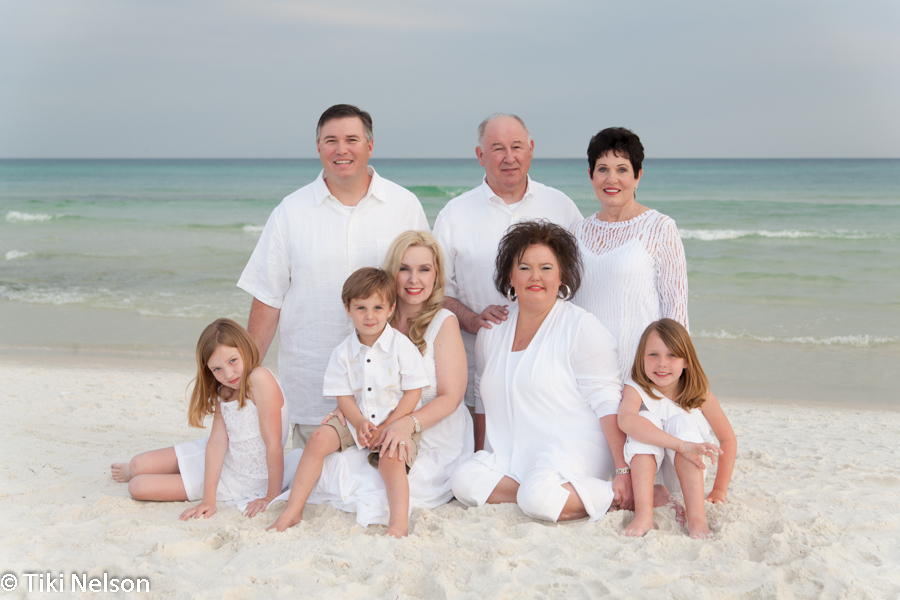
[2,158,898,406]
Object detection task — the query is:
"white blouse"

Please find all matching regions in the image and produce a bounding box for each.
[572,209,688,381]
[473,300,622,493]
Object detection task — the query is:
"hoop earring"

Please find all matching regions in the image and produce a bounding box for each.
[558,284,572,301]
[506,286,517,302]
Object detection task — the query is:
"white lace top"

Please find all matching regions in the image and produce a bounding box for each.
[217,387,289,501]
[571,209,689,380]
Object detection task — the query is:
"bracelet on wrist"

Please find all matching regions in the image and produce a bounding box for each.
[615,467,631,476]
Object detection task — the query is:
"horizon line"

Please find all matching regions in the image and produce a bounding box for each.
[2,156,899,161]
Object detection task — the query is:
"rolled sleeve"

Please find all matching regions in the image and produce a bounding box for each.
[237,204,291,309]
[571,313,623,419]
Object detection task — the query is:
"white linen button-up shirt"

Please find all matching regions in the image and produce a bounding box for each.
[323,324,430,449]
[432,176,584,406]
[237,167,429,425]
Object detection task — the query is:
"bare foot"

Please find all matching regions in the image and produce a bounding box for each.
[688,521,713,539]
[384,525,408,538]
[110,463,132,483]
[620,514,656,537]
[267,512,302,533]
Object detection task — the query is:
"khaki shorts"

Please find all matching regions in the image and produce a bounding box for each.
[322,416,421,472]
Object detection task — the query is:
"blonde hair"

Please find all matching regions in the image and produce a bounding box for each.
[188,318,261,428]
[631,319,709,411]
[382,230,446,354]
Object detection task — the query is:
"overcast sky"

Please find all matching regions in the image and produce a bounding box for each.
[1,0,898,158]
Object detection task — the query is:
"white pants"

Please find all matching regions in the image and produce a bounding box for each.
[450,456,614,522]
[623,411,709,497]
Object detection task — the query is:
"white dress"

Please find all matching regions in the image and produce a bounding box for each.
[450,300,622,522]
[174,375,290,505]
[278,309,475,526]
[622,380,715,496]
[571,209,689,381]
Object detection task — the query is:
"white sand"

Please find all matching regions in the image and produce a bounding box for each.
[2,359,899,599]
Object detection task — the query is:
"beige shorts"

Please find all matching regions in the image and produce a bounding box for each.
[322,416,421,472]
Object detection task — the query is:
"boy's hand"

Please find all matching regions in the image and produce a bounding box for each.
[356,420,377,447]
[367,424,384,449]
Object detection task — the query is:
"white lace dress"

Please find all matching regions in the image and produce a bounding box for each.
[571,209,689,380]
[279,309,475,526]
[174,380,290,505]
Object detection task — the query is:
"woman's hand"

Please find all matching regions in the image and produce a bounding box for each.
[321,406,346,426]
[373,416,416,462]
[179,501,216,521]
[243,497,273,518]
[611,473,634,511]
[677,441,723,469]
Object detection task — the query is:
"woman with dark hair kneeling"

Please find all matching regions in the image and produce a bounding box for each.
[450,221,633,521]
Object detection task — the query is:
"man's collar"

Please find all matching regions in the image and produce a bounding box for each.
[481,175,534,205]
[314,166,385,207]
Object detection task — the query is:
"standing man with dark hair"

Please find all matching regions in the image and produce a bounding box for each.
[238,104,429,449]
[433,113,583,435]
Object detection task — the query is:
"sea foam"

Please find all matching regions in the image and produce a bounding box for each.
[695,329,896,348]
[680,229,889,241]
[5,250,32,260]
[242,225,264,233]
[6,211,55,223]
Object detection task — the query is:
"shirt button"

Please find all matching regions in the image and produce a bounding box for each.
[371,414,376,418]
[367,359,371,363]
[367,387,372,391]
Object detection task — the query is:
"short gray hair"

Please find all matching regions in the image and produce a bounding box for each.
[477,113,531,148]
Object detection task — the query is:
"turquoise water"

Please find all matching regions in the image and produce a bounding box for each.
[2,159,898,405]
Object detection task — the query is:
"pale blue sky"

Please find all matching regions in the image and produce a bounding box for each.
[1,0,898,158]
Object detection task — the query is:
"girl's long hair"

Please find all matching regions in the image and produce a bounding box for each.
[631,319,709,411]
[187,318,261,428]
[382,230,446,354]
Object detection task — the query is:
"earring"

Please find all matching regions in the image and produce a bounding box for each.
[558,284,572,301]
[506,286,517,302]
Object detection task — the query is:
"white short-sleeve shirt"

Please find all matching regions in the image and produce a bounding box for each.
[432,176,584,406]
[237,167,429,425]
[323,324,430,449]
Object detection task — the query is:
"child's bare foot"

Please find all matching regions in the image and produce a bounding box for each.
[620,514,656,537]
[384,525,408,538]
[688,521,713,539]
[267,512,302,533]
[110,463,132,483]
[651,486,687,527]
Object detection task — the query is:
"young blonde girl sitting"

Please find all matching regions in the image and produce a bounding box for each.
[111,318,289,520]
[617,319,737,539]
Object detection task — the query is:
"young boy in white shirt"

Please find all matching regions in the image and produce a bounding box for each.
[268,267,428,537]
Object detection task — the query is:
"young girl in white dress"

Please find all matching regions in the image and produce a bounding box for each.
[617,319,737,539]
[111,318,289,520]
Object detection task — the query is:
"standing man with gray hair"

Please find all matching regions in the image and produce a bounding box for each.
[238,104,429,449]
[432,114,583,435]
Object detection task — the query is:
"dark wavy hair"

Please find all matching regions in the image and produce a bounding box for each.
[493,220,582,298]
[587,127,644,175]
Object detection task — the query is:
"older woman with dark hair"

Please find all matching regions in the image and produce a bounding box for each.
[450,220,633,521]
[572,127,689,381]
